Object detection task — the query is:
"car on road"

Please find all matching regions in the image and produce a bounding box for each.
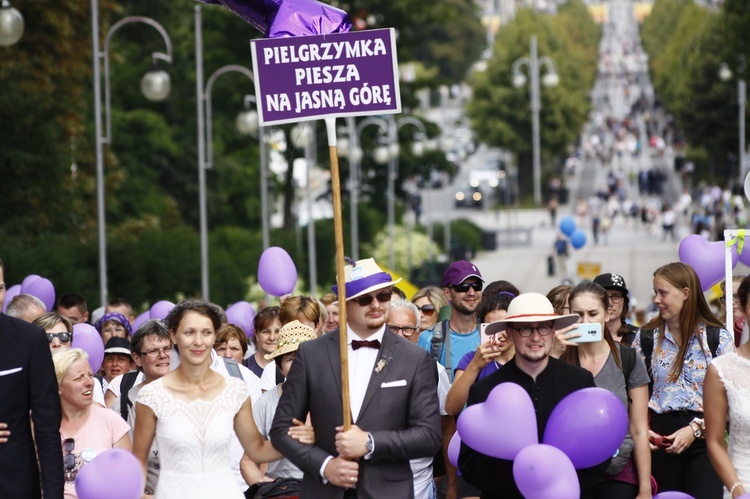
[455,184,483,209]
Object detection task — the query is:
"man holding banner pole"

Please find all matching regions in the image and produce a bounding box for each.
[270,258,441,498]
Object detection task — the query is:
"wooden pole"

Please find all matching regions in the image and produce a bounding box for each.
[325,117,352,430]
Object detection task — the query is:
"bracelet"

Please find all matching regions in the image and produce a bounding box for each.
[729,481,743,496]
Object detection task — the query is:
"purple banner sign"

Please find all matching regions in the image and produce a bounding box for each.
[251,28,401,125]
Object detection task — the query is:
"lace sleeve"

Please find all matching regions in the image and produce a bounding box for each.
[136,381,162,418]
[228,377,250,415]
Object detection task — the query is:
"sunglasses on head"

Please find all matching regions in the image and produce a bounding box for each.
[47,332,72,344]
[353,291,392,307]
[416,304,436,316]
[452,282,483,293]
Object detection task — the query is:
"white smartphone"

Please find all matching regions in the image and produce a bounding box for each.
[569,323,603,343]
[480,323,494,345]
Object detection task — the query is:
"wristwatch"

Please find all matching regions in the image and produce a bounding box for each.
[689,418,703,438]
[365,433,374,453]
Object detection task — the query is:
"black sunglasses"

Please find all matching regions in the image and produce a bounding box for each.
[353,291,393,307]
[47,332,72,344]
[416,304,436,316]
[452,282,483,293]
[63,438,76,472]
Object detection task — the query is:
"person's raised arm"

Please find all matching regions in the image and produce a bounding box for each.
[705,364,744,497]
[445,344,500,416]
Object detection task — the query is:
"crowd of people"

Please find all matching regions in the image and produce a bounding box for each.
[1,253,749,499]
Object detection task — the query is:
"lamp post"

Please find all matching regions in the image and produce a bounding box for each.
[336,117,364,260]
[292,121,317,295]
[0,0,24,46]
[195,4,259,300]
[720,61,747,185]
[512,35,559,207]
[91,0,173,307]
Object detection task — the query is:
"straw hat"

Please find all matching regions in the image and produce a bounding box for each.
[331,258,402,302]
[264,320,317,360]
[484,292,579,335]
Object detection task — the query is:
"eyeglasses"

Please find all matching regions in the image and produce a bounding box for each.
[63,437,76,473]
[719,296,740,305]
[452,282,483,293]
[607,293,624,304]
[388,325,419,336]
[352,291,392,307]
[139,346,173,359]
[47,332,72,344]
[416,304,436,316]
[509,325,553,337]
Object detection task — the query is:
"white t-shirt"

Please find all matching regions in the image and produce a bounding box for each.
[410,362,450,499]
[259,362,278,392]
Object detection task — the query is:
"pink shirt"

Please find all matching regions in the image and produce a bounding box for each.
[63,405,130,499]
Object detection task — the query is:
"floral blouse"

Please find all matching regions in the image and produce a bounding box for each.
[632,323,734,413]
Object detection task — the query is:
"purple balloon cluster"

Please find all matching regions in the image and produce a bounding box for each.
[456,384,628,498]
[2,274,56,313]
[199,0,351,38]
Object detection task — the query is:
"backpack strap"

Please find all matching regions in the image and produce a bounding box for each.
[706,326,720,358]
[119,371,140,422]
[429,319,449,366]
[222,358,244,381]
[618,343,636,405]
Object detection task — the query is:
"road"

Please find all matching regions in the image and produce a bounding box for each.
[418,0,685,308]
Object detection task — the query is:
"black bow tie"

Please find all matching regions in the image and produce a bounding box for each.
[351,339,381,351]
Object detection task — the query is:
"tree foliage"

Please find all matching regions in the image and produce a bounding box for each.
[466,3,599,195]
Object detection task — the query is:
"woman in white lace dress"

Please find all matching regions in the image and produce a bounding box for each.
[133,300,312,499]
[706,275,750,499]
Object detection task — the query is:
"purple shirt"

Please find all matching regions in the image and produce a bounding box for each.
[456,351,502,381]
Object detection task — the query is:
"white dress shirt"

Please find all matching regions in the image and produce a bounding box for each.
[347,325,385,423]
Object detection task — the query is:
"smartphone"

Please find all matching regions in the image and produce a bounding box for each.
[649,434,673,449]
[568,323,603,343]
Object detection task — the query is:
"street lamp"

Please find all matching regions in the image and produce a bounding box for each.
[91,0,173,307]
[719,60,747,185]
[0,0,23,46]
[512,35,559,207]
[195,4,260,300]
[292,121,318,295]
[336,116,364,260]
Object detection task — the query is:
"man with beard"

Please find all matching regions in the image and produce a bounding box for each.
[458,293,598,498]
[418,260,484,381]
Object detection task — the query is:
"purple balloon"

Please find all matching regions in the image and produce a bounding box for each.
[447,432,460,468]
[198,0,350,37]
[679,235,739,291]
[513,444,580,499]
[71,323,105,373]
[132,311,151,334]
[457,382,538,460]
[258,247,298,297]
[226,301,256,338]
[543,387,628,469]
[653,493,695,499]
[22,274,41,288]
[150,300,175,320]
[22,277,55,312]
[2,284,22,312]
[75,448,144,499]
